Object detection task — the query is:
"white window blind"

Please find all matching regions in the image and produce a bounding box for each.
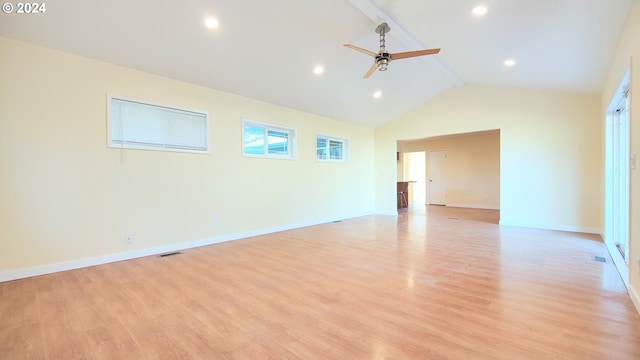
[108,95,208,153]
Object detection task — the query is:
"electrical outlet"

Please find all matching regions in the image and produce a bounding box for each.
[213,217,220,227]
[124,234,132,244]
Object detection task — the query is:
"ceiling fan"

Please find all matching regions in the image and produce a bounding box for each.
[344,22,440,79]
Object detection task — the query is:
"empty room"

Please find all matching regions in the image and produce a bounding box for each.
[2,0,640,359]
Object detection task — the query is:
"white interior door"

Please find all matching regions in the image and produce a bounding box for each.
[428,150,446,205]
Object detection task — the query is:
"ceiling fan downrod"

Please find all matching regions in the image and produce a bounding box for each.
[375,22,391,71]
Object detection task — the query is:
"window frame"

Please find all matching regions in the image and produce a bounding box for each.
[107,94,209,154]
[242,119,297,160]
[316,134,349,162]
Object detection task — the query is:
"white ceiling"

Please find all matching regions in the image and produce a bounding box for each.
[0,0,632,127]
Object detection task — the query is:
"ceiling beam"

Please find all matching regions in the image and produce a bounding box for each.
[344,0,465,87]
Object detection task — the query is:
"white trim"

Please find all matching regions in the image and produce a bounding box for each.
[498,220,602,235]
[446,203,500,210]
[630,286,640,315]
[0,213,372,283]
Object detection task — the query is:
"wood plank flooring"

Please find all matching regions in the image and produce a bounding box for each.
[2,206,640,359]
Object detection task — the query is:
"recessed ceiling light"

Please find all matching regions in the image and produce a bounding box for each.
[472,6,488,16]
[205,17,219,29]
[504,59,516,67]
[373,91,382,99]
[313,65,324,75]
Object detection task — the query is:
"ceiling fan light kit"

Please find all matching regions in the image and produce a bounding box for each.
[344,22,440,79]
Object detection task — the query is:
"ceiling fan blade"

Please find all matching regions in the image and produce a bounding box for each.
[390,48,440,60]
[363,62,378,79]
[344,44,378,58]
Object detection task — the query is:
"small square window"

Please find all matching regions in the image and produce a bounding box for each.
[316,134,348,162]
[243,119,296,159]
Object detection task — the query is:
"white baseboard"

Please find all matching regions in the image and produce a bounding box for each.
[498,220,602,235]
[630,286,640,315]
[445,203,500,210]
[0,213,371,283]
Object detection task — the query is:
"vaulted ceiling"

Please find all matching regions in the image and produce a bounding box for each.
[0,0,632,127]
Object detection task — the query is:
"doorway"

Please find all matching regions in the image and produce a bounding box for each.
[605,69,630,288]
[403,152,426,206]
[397,130,499,214]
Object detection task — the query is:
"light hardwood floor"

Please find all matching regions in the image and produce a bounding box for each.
[2,205,640,359]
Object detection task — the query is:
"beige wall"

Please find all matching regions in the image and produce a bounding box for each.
[0,37,374,276]
[375,85,602,233]
[397,131,500,209]
[601,0,640,310]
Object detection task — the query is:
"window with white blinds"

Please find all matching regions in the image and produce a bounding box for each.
[108,95,209,153]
